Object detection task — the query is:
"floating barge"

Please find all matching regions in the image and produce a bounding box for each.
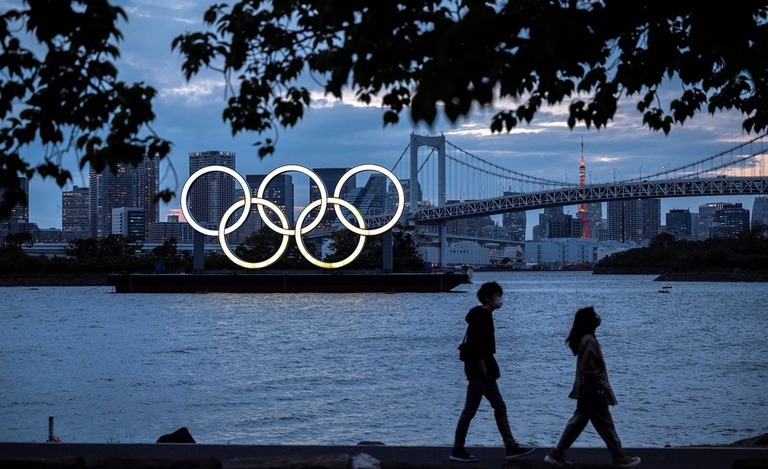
[107,271,470,294]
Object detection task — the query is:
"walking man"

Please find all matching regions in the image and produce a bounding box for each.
[450,281,534,462]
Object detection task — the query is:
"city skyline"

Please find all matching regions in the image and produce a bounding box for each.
[9,162,766,244]
[6,0,764,236]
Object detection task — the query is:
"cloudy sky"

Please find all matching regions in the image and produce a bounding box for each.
[10,0,765,236]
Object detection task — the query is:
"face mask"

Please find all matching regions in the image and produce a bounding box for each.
[493,298,503,309]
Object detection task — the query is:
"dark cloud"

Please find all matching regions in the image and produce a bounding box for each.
[18,0,762,234]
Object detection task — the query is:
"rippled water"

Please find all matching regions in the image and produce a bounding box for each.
[1,271,766,448]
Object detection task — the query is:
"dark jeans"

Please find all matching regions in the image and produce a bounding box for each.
[453,376,517,449]
[555,397,622,455]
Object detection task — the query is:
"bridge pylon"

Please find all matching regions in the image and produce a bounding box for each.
[410,133,448,268]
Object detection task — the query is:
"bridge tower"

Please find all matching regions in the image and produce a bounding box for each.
[410,133,448,267]
[577,140,592,239]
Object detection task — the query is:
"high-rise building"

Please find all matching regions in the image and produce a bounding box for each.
[136,156,160,234]
[697,202,728,240]
[502,192,526,242]
[0,176,31,238]
[711,203,750,239]
[89,163,136,239]
[62,186,90,241]
[394,178,421,215]
[9,176,29,223]
[246,173,294,228]
[306,168,356,228]
[606,198,661,243]
[535,206,577,239]
[187,151,236,235]
[752,196,768,228]
[352,173,388,216]
[666,208,692,239]
[112,207,146,241]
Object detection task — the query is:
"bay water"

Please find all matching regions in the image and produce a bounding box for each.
[1,271,766,448]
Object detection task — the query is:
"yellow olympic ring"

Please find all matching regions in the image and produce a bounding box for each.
[180,164,405,269]
[295,198,366,269]
[218,198,291,269]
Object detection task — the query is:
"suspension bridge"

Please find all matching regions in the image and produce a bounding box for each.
[364,132,768,227]
[356,132,768,268]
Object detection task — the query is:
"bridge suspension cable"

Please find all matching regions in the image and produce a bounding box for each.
[623,132,768,182]
[444,140,570,187]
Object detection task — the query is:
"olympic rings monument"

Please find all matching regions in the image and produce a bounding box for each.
[108,162,470,293]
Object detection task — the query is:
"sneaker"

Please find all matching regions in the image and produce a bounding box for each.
[449,448,479,462]
[612,452,641,467]
[505,444,535,459]
[544,448,572,466]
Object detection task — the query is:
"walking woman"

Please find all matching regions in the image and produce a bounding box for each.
[544,306,641,467]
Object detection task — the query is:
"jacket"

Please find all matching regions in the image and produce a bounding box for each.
[462,305,501,380]
[568,333,618,405]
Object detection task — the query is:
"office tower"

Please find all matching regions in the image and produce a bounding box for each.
[711,203,750,239]
[446,211,495,237]
[606,198,661,243]
[246,173,294,228]
[112,207,146,241]
[136,156,160,234]
[394,178,422,214]
[752,196,768,227]
[502,192,526,242]
[62,186,90,241]
[587,202,603,239]
[9,176,29,222]
[0,176,31,238]
[147,214,195,244]
[666,208,692,239]
[352,173,388,216]
[187,151,236,233]
[697,202,727,240]
[536,206,575,239]
[89,163,136,239]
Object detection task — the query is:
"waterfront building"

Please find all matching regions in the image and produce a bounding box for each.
[666,208,693,239]
[697,202,728,240]
[524,238,638,269]
[136,157,160,235]
[351,173,388,217]
[86,157,159,240]
[0,176,30,239]
[62,186,90,241]
[711,203,750,239]
[35,228,62,243]
[446,207,495,238]
[535,206,579,239]
[419,240,491,266]
[606,198,660,243]
[390,178,419,215]
[89,163,136,239]
[752,196,768,227]
[111,207,146,241]
[6,176,29,223]
[187,151,236,239]
[307,168,356,228]
[147,214,195,244]
[502,192,526,242]
[246,173,294,229]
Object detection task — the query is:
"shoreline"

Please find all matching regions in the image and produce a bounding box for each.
[1,442,766,469]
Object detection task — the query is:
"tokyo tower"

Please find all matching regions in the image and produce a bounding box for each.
[577,139,591,239]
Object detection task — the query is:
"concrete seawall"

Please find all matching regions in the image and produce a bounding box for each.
[2,443,767,469]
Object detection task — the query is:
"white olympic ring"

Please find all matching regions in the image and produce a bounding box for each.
[180,164,405,269]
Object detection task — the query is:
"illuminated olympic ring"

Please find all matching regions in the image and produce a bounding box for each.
[180,164,405,269]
